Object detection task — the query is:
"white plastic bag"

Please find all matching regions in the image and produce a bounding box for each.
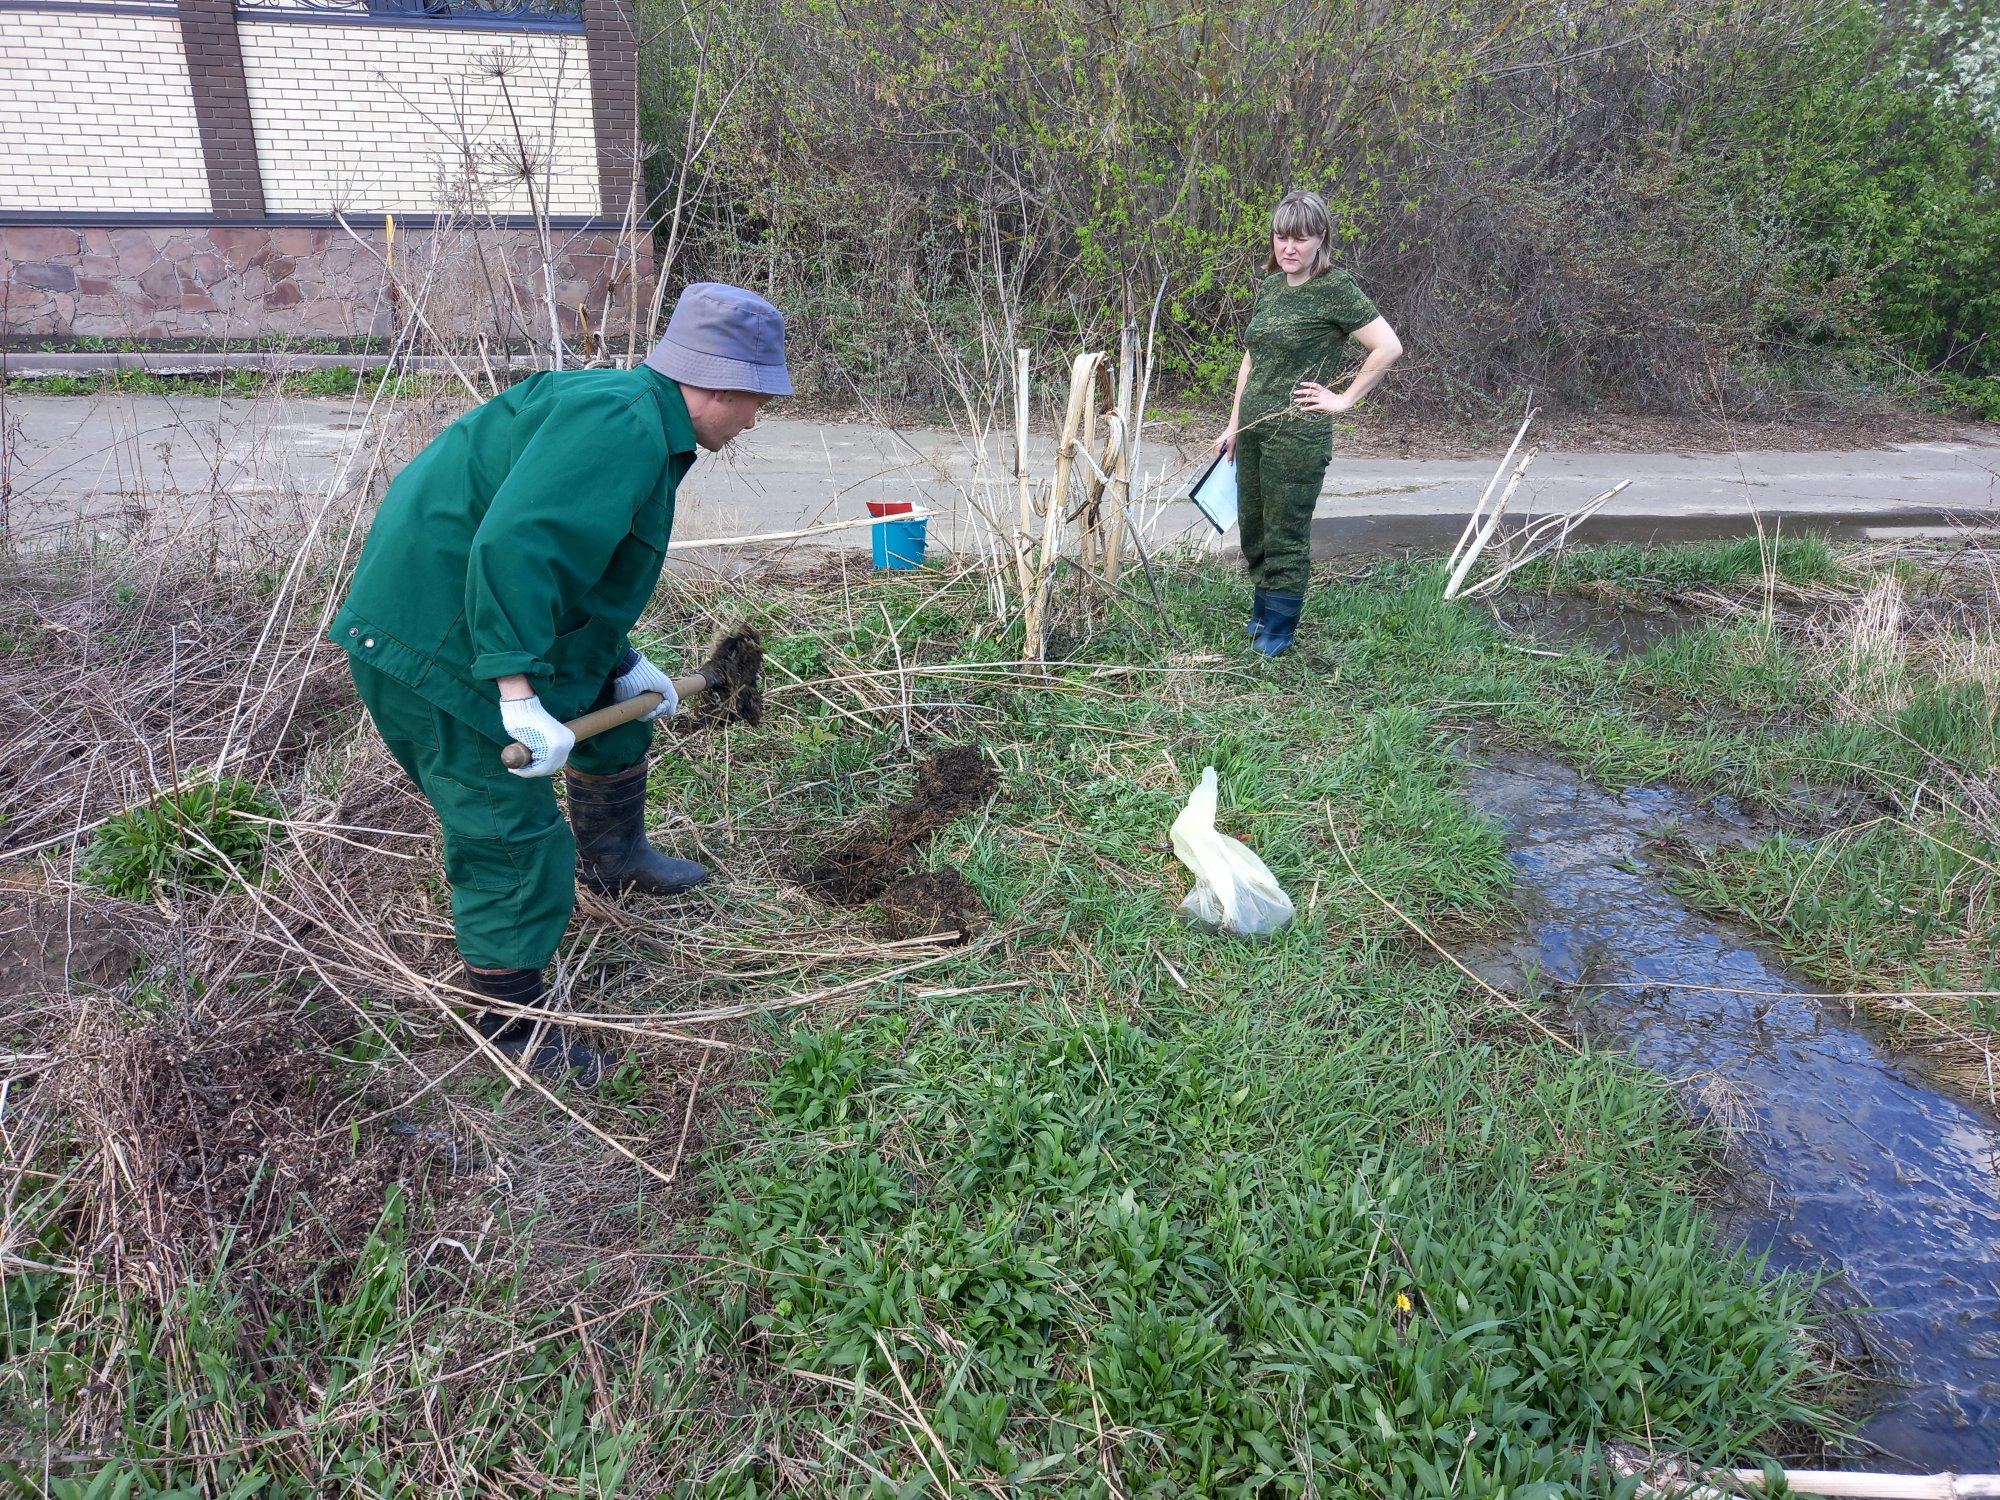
[1169,766,1295,938]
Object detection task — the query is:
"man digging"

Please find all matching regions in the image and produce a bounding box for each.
[330,283,791,1082]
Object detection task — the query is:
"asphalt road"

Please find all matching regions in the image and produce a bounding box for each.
[5,393,1996,557]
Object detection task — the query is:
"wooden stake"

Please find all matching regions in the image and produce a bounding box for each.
[1024,350,1102,661]
[1103,321,1138,585]
[1014,348,1035,603]
[1078,365,1102,570]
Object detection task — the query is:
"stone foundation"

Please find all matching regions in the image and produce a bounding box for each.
[0,221,653,345]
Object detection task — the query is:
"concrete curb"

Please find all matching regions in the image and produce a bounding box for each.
[0,350,542,378]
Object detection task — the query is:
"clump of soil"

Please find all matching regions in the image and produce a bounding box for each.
[803,745,998,903]
[878,868,989,944]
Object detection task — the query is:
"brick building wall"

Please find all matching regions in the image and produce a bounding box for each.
[0,10,210,213]
[0,0,649,344]
[238,25,599,217]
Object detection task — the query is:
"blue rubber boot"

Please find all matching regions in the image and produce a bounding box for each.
[1245,586,1271,638]
[1253,591,1304,658]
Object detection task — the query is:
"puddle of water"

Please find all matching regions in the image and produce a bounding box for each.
[1489,594,1699,658]
[1467,752,2000,1468]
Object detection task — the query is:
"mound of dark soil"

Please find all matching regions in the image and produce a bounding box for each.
[803,745,998,903]
[878,868,988,944]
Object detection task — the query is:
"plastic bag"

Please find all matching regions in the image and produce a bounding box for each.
[1170,766,1295,938]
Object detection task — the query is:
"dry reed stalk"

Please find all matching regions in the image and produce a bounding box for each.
[642,21,750,340]
[1444,445,1542,600]
[333,213,485,404]
[1839,574,1910,712]
[1446,403,1536,574]
[921,309,1017,623]
[1073,360,1115,574]
[1456,480,1632,599]
[665,510,935,553]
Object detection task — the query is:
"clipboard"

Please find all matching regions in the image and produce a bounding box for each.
[1187,451,1239,534]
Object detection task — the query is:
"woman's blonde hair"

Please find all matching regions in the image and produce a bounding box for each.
[1265,190,1334,277]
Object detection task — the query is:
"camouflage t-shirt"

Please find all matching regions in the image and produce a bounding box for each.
[1239,269,1380,428]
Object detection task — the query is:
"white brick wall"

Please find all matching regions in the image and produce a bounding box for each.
[0,13,209,213]
[239,26,599,217]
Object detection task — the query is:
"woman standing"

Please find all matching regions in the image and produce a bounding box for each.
[1215,190,1403,657]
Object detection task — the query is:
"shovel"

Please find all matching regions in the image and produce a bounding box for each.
[500,627,764,770]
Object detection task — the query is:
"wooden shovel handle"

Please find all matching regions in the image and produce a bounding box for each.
[500,671,709,770]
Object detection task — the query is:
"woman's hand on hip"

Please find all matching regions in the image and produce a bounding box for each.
[1294,381,1356,415]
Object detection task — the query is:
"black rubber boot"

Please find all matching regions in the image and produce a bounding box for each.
[1253,591,1305,658]
[564,760,709,897]
[1245,586,1271,638]
[462,964,612,1086]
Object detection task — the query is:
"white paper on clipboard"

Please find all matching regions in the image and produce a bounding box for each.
[1188,453,1239,534]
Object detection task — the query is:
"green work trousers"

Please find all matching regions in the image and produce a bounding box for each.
[1236,416,1331,596]
[349,660,652,970]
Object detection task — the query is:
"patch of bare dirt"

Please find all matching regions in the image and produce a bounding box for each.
[0,892,151,1000]
[802,745,999,903]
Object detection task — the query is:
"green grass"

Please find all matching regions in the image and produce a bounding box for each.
[1529,535,1843,592]
[15,550,1870,1495]
[5,367,437,399]
[1666,821,2000,1031]
[27,334,384,356]
[38,539,2000,1492]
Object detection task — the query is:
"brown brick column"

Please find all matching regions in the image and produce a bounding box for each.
[582,0,641,220]
[177,0,266,217]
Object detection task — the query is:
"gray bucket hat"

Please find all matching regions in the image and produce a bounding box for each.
[642,282,793,396]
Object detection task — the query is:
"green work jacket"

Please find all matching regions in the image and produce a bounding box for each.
[330,367,698,741]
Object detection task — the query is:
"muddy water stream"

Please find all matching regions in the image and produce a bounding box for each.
[1467,754,2000,1467]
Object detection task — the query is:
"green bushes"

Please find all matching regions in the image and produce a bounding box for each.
[645,0,1996,416]
[1704,0,2000,409]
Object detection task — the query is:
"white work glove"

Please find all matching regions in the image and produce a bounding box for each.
[500,694,575,778]
[610,649,679,721]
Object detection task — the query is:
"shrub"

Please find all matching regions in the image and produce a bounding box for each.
[81,778,283,902]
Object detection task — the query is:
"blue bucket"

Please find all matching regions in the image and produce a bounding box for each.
[871,517,928,570]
